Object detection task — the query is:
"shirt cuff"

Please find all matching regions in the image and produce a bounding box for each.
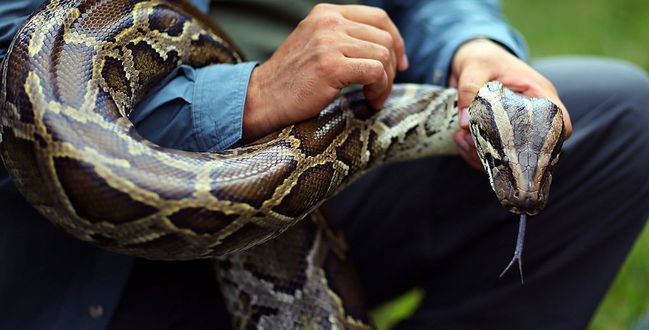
[192,61,257,151]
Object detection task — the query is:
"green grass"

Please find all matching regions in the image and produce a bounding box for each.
[502,0,649,70]
[373,1,649,328]
[590,225,649,330]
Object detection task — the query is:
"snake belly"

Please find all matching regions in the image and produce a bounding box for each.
[0,0,564,329]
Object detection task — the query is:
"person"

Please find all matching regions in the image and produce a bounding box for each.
[0,0,647,329]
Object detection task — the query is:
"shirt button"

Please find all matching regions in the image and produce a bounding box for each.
[88,305,104,319]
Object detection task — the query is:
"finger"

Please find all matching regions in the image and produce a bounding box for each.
[336,56,391,108]
[555,100,572,138]
[345,22,398,74]
[344,23,398,84]
[455,128,476,150]
[458,147,484,171]
[457,65,494,127]
[449,74,458,88]
[500,80,537,95]
[455,129,483,170]
[338,5,408,71]
[336,58,389,106]
[346,21,394,50]
[454,129,471,152]
[456,142,484,171]
[363,70,390,108]
[459,107,470,128]
[339,37,396,83]
[339,36,396,108]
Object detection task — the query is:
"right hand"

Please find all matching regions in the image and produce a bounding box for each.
[242,3,408,141]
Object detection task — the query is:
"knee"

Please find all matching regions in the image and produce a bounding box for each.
[606,60,649,167]
[612,60,649,155]
[573,58,649,142]
[600,58,649,116]
[553,57,649,175]
[536,56,649,121]
[609,61,649,179]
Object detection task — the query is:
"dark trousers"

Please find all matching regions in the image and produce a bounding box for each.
[330,57,649,330]
[109,57,649,330]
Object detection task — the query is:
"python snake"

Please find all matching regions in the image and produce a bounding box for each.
[0,0,565,328]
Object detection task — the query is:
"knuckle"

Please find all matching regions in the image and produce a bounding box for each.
[542,78,558,94]
[297,16,311,29]
[380,31,394,47]
[313,34,335,48]
[462,49,491,66]
[315,14,342,29]
[366,61,385,80]
[312,3,333,13]
[471,53,491,66]
[457,83,480,99]
[370,7,389,20]
[376,46,391,64]
[315,54,336,76]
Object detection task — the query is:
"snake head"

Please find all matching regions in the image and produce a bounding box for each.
[468,81,565,216]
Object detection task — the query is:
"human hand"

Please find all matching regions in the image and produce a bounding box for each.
[450,39,573,170]
[242,3,408,141]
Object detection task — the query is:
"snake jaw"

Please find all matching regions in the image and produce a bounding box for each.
[500,188,545,216]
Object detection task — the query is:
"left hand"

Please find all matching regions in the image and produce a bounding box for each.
[450,38,573,170]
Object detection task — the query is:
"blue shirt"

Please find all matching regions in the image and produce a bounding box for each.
[0,1,525,329]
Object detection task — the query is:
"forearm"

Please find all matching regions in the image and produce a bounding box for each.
[129,62,256,152]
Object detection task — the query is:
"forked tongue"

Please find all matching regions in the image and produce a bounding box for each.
[499,213,527,284]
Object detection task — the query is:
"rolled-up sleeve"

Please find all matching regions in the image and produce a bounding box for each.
[130,62,257,152]
[366,0,527,86]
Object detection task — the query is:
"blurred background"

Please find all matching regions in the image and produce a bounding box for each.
[374,0,649,329]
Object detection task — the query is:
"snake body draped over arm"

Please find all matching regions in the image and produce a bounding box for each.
[0,0,564,328]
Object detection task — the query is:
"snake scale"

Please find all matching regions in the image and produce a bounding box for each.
[0,0,565,328]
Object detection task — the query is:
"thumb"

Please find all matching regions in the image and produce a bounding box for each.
[456,66,494,128]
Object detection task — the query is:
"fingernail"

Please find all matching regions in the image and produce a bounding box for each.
[401,53,409,70]
[460,107,469,127]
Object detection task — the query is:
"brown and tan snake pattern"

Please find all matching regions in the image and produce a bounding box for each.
[0,0,564,328]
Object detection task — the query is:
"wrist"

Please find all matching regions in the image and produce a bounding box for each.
[243,66,273,141]
[243,67,265,142]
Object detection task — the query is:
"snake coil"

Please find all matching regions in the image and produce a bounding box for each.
[0,0,564,328]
